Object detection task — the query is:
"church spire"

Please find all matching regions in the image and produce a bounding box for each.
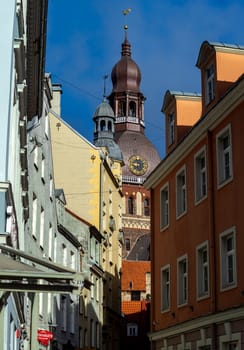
[108,15,146,134]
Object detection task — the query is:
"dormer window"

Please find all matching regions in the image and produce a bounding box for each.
[206,64,215,104]
[168,113,175,145]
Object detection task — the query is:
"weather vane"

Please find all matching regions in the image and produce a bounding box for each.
[122,8,131,31]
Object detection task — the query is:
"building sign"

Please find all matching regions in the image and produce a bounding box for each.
[37,329,54,346]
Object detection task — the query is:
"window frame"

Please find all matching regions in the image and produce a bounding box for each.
[168,112,175,146]
[205,63,215,105]
[216,124,233,189]
[160,182,169,230]
[196,241,210,300]
[194,146,207,204]
[220,227,237,291]
[177,254,188,307]
[176,166,187,219]
[127,323,138,337]
[161,264,170,312]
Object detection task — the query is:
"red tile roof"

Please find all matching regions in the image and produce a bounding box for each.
[121,260,151,291]
[122,300,149,315]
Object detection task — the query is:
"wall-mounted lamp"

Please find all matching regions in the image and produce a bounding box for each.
[56,122,61,131]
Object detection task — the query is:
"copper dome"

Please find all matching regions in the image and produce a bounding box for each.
[115,131,160,178]
[111,37,141,93]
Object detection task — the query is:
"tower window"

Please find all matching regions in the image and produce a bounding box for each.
[118,101,126,116]
[100,120,106,131]
[144,198,150,216]
[128,196,134,214]
[108,121,112,132]
[129,101,136,117]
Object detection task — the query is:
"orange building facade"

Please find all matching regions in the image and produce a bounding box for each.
[145,41,244,349]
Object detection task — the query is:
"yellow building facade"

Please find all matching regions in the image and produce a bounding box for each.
[49,83,124,350]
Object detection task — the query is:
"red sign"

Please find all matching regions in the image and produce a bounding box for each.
[15,329,20,339]
[37,329,54,347]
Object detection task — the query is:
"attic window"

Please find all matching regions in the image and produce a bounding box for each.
[205,64,215,104]
[168,113,175,145]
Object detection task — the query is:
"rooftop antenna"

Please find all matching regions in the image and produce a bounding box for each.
[103,74,108,99]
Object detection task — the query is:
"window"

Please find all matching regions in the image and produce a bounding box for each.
[168,113,175,145]
[128,196,134,214]
[220,333,240,350]
[127,323,138,336]
[205,64,215,104]
[91,273,94,299]
[144,198,150,216]
[70,300,75,334]
[225,342,238,350]
[217,125,233,187]
[32,193,37,239]
[125,238,130,251]
[60,295,67,331]
[131,291,140,301]
[100,120,106,131]
[39,207,44,248]
[62,243,67,266]
[95,240,100,264]
[178,255,188,306]
[118,101,126,116]
[49,175,53,200]
[70,251,75,269]
[197,242,209,298]
[95,277,99,302]
[220,227,237,290]
[39,292,43,317]
[161,265,170,311]
[129,101,136,117]
[160,183,169,229]
[195,147,207,203]
[176,167,187,218]
[41,153,45,182]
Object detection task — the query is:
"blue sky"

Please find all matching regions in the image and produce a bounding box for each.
[46,0,244,158]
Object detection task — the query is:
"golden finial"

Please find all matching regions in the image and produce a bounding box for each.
[122,8,131,35]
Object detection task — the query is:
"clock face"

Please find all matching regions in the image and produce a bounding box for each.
[129,155,148,176]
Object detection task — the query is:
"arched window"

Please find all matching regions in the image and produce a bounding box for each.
[118,101,126,116]
[108,121,112,132]
[144,198,150,216]
[129,101,136,117]
[100,120,106,131]
[128,196,134,215]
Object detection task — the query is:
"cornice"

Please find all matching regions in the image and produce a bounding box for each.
[149,306,244,341]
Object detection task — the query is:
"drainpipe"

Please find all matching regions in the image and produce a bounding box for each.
[207,130,217,348]
[99,151,105,235]
[99,151,105,349]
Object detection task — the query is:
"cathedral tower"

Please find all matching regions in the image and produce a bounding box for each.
[108,27,160,260]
